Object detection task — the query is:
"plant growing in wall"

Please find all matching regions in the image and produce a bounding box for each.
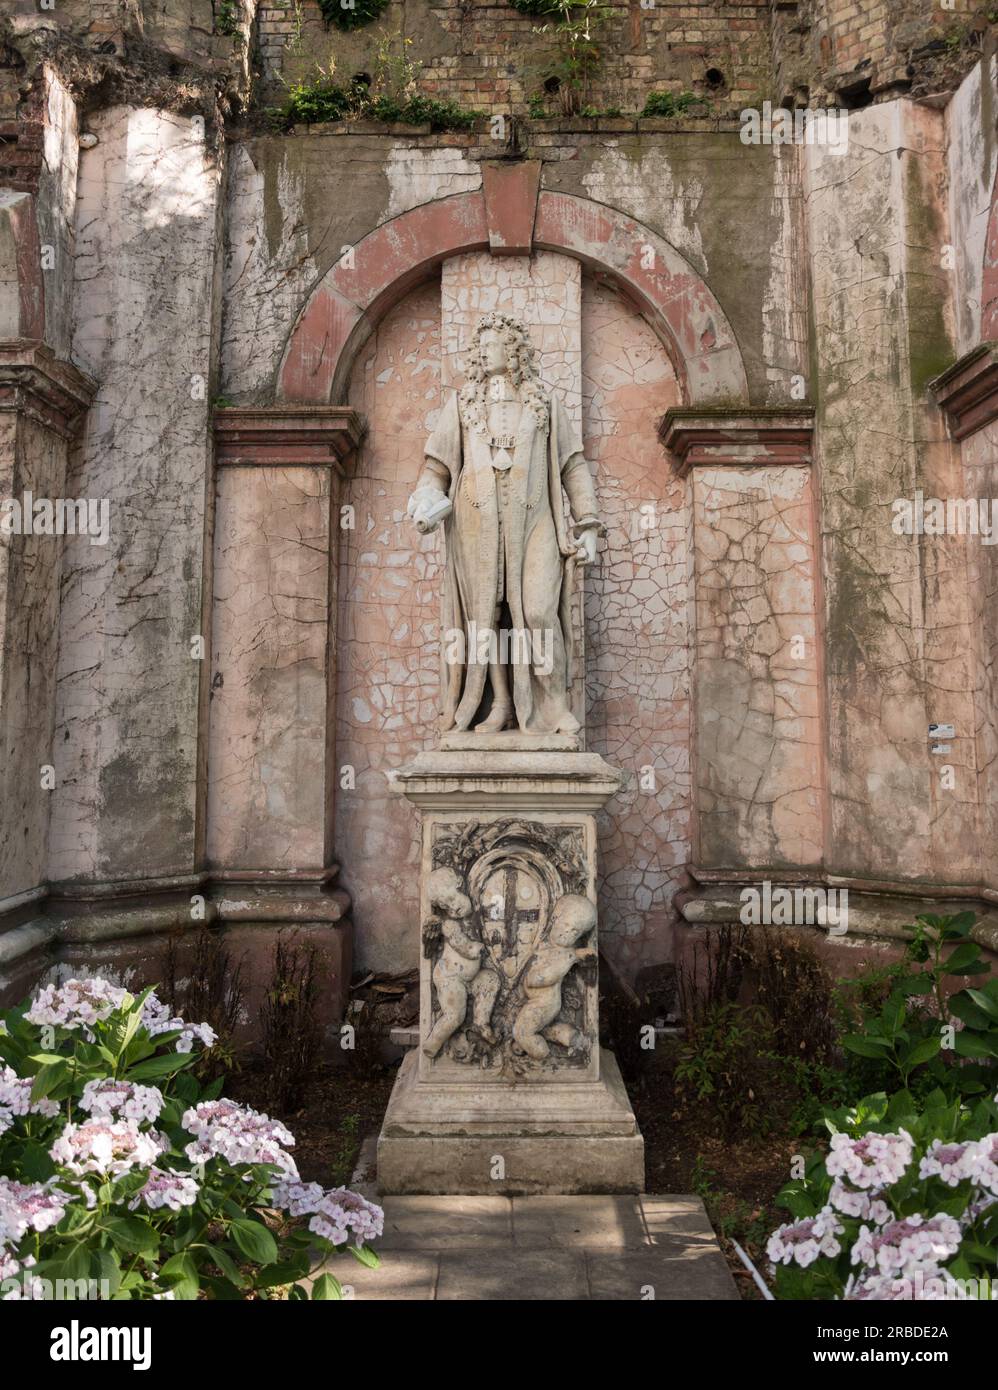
[530,0,613,117]
[318,0,391,32]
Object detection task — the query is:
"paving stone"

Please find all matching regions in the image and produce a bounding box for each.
[436,1249,589,1301]
[640,1194,723,1242]
[341,1252,440,1301]
[378,1194,513,1250]
[585,1245,740,1301]
[511,1194,649,1249]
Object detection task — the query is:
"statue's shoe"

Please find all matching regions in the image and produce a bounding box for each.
[474,704,513,733]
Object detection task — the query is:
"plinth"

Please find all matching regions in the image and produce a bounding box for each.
[377,738,644,1195]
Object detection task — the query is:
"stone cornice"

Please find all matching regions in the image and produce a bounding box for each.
[929,343,998,440]
[0,340,97,439]
[660,406,815,476]
[212,406,367,470]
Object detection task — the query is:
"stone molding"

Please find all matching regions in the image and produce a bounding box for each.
[0,339,96,438]
[929,343,998,440]
[278,189,748,406]
[659,406,815,476]
[212,405,367,470]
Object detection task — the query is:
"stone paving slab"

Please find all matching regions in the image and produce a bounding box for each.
[344,1195,739,1300]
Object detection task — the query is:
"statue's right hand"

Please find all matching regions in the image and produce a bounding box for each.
[406,485,450,534]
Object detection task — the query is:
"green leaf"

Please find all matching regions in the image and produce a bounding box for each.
[30,1060,68,1101]
[945,911,977,938]
[880,995,905,1033]
[160,1251,199,1301]
[942,942,985,975]
[104,1216,159,1258]
[229,1218,278,1267]
[901,1036,942,1069]
[205,1244,246,1288]
[953,1031,998,1059]
[94,1248,122,1299]
[347,1244,379,1269]
[842,1034,892,1058]
[311,1273,342,1300]
[965,989,998,1021]
[125,1051,193,1081]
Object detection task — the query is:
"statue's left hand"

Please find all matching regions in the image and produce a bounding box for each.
[575,528,598,565]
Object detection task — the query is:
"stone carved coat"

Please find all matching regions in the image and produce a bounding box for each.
[416,389,600,733]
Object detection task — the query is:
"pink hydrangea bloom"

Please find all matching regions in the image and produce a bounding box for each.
[852,1213,962,1275]
[80,1078,164,1125]
[50,1119,165,1178]
[0,1177,71,1243]
[182,1099,297,1176]
[826,1129,913,1189]
[767,1209,844,1268]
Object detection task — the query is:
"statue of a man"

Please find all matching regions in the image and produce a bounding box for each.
[406,314,602,735]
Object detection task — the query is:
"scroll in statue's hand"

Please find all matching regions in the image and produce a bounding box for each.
[406,485,452,535]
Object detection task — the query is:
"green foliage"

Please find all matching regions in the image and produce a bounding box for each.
[262,938,321,1113]
[640,90,709,118]
[770,1085,998,1300]
[275,75,355,126]
[214,0,240,36]
[675,1001,782,1139]
[531,0,612,116]
[318,0,391,32]
[0,982,380,1300]
[839,913,998,1101]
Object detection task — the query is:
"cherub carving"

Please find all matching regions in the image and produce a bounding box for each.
[421,866,500,1059]
[512,894,596,1061]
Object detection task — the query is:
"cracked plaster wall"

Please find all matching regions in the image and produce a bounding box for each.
[805,100,983,890]
[48,106,220,884]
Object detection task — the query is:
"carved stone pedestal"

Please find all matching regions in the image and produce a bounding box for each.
[377,747,645,1195]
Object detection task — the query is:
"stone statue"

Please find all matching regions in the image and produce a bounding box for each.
[421,865,499,1059]
[512,895,596,1061]
[406,313,602,736]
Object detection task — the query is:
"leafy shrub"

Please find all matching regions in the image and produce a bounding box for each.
[272,80,481,131]
[767,1086,998,1299]
[740,926,837,1064]
[318,0,391,32]
[0,977,381,1300]
[276,76,355,126]
[262,938,322,1113]
[839,913,998,1101]
[641,90,708,118]
[675,1001,782,1139]
[162,927,246,1082]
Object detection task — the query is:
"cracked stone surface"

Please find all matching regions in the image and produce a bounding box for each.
[48,107,218,883]
[692,465,822,870]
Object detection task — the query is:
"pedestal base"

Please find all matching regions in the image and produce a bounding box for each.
[377,1047,645,1195]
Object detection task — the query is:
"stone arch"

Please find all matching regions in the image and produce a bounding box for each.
[277,189,748,407]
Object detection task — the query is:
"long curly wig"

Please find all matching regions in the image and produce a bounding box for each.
[458,313,549,435]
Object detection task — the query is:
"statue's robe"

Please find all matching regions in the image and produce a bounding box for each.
[417,389,599,733]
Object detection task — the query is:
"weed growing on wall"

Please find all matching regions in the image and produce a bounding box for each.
[318,0,391,32]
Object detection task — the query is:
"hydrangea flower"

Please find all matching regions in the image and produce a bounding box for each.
[827,1180,891,1223]
[918,1139,980,1188]
[0,1177,72,1244]
[0,1250,45,1301]
[766,1209,844,1268]
[130,1168,199,1213]
[141,995,217,1054]
[24,978,127,1037]
[826,1129,913,1189]
[182,1099,297,1177]
[50,1119,165,1179]
[852,1213,962,1274]
[844,1265,972,1301]
[0,1065,60,1121]
[969,1133,998,1194]
[79,1078,164,1125]
[0,1106,11,1139]
[270,1179,384,1246]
